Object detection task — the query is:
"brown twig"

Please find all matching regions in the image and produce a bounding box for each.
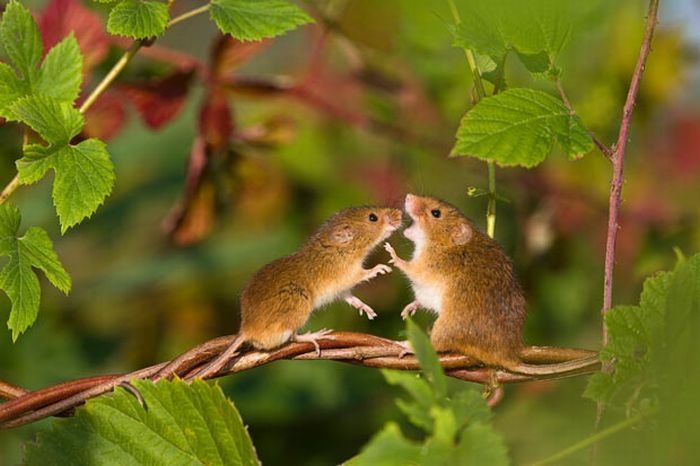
[555,79,613,160]
[602,0,660,330]
[595,0,661,449]
[0,331,599,429]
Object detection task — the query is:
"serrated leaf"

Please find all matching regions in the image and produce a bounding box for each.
[406,318,447,398]
[6,95,84,145]
[107,0,169,39]
[25,378,259,466]
[346,423,421,466]
[0,204,70,341]
[452,88,594,167]
[583,372,615,403]
[0,62,26,112]
[0,0,42,84]
[210,0,314,42]
[456,422,509,466]
[18,139,115,233]
[36,34,83,103]
[448,389,492,429]
[452,0,576,76]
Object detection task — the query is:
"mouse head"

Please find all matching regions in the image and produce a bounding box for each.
[403,194,473,253]
[313,206,403,253]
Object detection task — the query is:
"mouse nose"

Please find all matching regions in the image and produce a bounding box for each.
[405,193,418,214]
[385,209,402,228]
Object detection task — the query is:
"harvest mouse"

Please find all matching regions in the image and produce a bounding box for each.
[385,194,583,375]
[164,206,403,380]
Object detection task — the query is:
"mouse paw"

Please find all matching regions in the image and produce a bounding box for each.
[397,340,414,358]
[295,329,333,356]
[345,295,378,320]
[383,242,397,263]
[400,301,421,320]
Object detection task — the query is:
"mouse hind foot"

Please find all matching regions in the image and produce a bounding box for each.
[294,329,334,356]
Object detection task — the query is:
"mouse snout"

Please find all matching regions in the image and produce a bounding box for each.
[385,209,403,229]
[405,193,421,217]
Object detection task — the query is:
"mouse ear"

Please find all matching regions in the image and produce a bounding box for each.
[451,222,472,246]
[330,225,354,245]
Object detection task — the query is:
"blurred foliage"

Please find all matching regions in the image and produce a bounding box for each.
[1,0,700,464]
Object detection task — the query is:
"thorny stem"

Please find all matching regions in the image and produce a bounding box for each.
[0,4,211,205]
[529,408,654,466]
[595,0,660,449]
[447,0,497,238]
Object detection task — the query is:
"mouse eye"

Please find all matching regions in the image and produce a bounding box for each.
[430,209,441,218]
[368,213,378,222]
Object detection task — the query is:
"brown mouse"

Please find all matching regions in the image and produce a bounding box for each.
[385,194,590,375]
[163,206,403,380]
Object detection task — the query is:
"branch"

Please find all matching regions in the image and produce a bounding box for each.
[0,331,599,429]
[602,0,660,338]
[555,79,613,160]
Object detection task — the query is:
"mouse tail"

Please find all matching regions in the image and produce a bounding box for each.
[190,335,246,380]
[508,355,600,376]
[152,334,244,382]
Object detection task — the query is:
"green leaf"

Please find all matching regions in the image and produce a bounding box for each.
[456,422,509,466]
[36,35,83,103]
[0,204,70,341]
[107,0,170,39]
[25,379,260,466]
[406,318,447,398]
[0,0,42,84]
[6,95,84,146]
[210,0,314,41]
[448,389,493,429]
[0,62,26,114]
[452,0,576,75]
[18,139,115,233]
[452,88,594,167]
[346,423,421,466]
[383,370,436,432]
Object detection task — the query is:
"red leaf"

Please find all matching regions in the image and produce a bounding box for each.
[38,0,110,73]
[211,35,270,79]
[120,69,195,130]
[162,136,217,246]
[199,88,234,151]
[82,91,126,141]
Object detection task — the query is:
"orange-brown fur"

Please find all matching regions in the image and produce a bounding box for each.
[239,206,403,349]
[387,195,525,368]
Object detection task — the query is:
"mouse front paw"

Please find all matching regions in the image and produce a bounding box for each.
[383,242,403,267]
[365,263,392,281]
[345,295,378,320]
[400,301,421,320]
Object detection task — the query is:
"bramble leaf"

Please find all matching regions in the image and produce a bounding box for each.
[107,0,170,39]
[0,62,26,112]
[36,34,83,103]
[452,88,593,167]
[0,3,85,117]
[19,139,115,233]
[406,318,447,398]
[0,204,70,342]
[0,0,42,84]
[210,0,314,42]
[6,95,84,145]
[346,423,422,466]
[452,0,577,76]
[25,379,260,466]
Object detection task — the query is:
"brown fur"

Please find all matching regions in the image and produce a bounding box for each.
[241,206,403,349]
[389,195,526,369]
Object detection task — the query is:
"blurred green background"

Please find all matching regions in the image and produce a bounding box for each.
[1,0,699,464]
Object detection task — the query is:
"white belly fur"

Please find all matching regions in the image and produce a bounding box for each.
[412,280,443,314]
